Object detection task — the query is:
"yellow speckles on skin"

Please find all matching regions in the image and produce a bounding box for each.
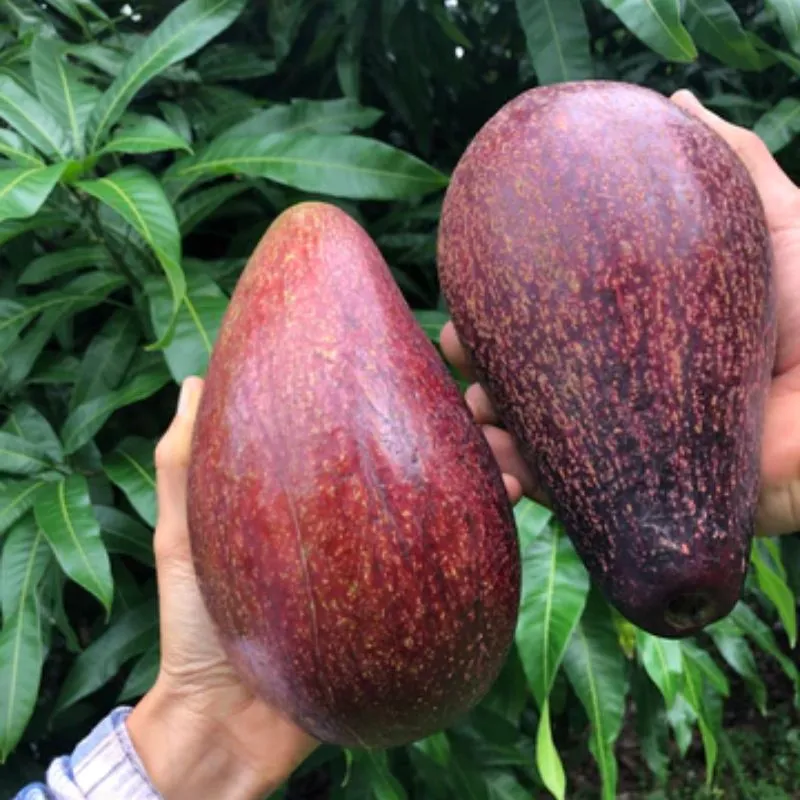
[188,201,520,748]
[438,80,773,638]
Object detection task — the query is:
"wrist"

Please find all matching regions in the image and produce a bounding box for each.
[126,677,315,800]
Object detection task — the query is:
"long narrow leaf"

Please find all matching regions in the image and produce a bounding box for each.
[684,0,767,70]
[54,598,158,715]
[77,168,185,345]
[85,0,247,151]
[103,437,157,527]
[0,434,53,477]
[3,403,63,464]
[635,631,683,708]
[753,97,800,154]
[33,475,114,614]
[176,133,449,200]
[100,114,191,156]
[147,271,227,382]
[514,0,593,84]
[0,130,43,167]
[94,505,154,567]
[71,309,140,409]
[514,507,587,800]
[0,75,69,158]
[18,245,112,286]
[0,164,68,223]
[599,0,697,61]
[563,593,627,800]
[0,594,45,761]
[766,0,800,52]
[31,33,100,156]
[0,480,47,537]
[60,364,170,454]
[0,515,51,621]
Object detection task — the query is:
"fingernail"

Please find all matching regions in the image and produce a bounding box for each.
[177,380,194,418]
[673,89,698,104]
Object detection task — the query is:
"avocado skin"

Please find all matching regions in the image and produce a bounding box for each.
[187,202,521,747]
[437,81,776,638]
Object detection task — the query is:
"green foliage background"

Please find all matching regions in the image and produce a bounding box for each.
[0,0,799,797]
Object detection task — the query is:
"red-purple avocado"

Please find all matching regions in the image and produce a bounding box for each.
[437,81,776,639]
[187,201,520,748]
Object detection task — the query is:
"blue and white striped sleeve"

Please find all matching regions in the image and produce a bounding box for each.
[13,707,160,800]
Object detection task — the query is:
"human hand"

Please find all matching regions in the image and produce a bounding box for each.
[441,89,800,537]
[126,377,317,800]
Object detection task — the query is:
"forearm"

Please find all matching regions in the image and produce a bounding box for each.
[126,679,312,800]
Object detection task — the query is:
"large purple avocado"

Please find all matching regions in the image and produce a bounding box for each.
[437,81,776,638]
[187,202,521,747]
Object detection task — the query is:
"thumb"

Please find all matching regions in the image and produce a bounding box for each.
[670,90,797,217]
[153,376,205,564]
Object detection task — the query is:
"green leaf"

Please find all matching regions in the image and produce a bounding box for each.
[31,33,100,156]
[728,602,799,690]
[680,641,730,697]
[707,619,767,713]
[599,0,697,61]
[0,585,45,762]
[0,164,69,223]
[218,97,384,140]
[77,167,185,345]
[2,306,92,387]
[0,130,43,167]
[95,505,154,567]
[0,213,67,248]
[753,98,800,155]
[29,353,81,385]
[635,632,683,708]
[0,433,53,477]
[177,133,449,200]
[0,75,69,158]
[751,538,797,646]
[18,245,113,285]
[175,183,249,235]
[0,515,51,621]
[514,510,587,799]
[118,642,159,702]
[100,115,192,156]
[563,593,627,800]
[0,480,46,537]
[632,670,669,782]
[196,43,276,81]
[71,309,140,409]
[0,310,60,392]
[147,271,227,382]
[514,0,593,84]
[683,0,766,70]
[39,563,80,654]
[535,697,565,800]
[85,0,248,152]
[0,271,126,355]
[54,597,158,715]
[33,475,114,614]
[61,363,170,454]
[765,0,800,52]
[3,403,63,464]
[515,511,590,705]
[360,751,407,800]
[103,437,157,527]
[681,656,719,786]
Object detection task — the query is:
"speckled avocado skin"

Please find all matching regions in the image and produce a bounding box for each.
[437,81,776,639]
[187,202,520,747]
